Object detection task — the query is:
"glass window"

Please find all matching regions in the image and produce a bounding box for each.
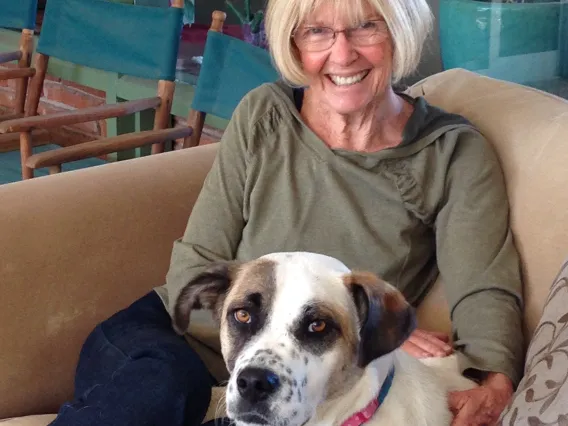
[439,0,568,99]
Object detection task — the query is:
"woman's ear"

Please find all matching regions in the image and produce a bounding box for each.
[344,271,416,367]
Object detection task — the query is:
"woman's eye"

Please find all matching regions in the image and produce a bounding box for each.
[308,27,323,34]
[234,309,252,324]
[359,21,377,30]
[308,319,326,333]
[304,27,328,37]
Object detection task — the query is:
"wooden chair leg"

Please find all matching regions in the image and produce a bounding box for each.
[15,29,34,115]
[48,165,62,175]
[25,54,48,117]
[183,109,206,148]
[19,54,49,180]
[151,80,176,155]
[20,131,34,180]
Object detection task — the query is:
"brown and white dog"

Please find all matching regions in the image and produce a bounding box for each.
[174,252,477,426]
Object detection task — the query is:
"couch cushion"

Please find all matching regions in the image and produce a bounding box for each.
[499,258,568,425]
[0,415,56,425]
[408,68,568,343]
[0,144,219,419]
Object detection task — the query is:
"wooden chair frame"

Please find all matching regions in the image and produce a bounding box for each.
[0,27,41,153]
[0,0,205,180]
[0,28,34,120]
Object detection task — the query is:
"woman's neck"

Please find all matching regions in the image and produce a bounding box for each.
[300,87,413,153]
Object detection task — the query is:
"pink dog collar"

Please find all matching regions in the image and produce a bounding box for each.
[341,367,395,426]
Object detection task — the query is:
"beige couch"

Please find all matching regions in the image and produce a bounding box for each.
[1,68,567,425]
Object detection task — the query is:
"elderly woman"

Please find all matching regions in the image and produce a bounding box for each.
[49,0,523,425]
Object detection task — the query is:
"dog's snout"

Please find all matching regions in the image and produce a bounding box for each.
[237,367,280,403]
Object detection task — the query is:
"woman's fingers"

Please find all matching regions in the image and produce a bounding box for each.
[427,330,451,343]
[403,329,454,358]
[401,340,432,358]
[414,329,453,353]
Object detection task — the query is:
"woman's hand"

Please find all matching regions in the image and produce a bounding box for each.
[449,372,513,426]
[401,331,513,424]
[401,329,454,358]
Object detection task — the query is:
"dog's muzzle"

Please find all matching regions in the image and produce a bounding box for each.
[229,365,284,425]
[228,345,309,426]
[237,367,281,403]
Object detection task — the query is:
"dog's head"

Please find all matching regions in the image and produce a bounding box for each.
[174,252,416,426]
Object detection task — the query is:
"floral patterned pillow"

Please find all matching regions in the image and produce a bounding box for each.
[499,259,568,425]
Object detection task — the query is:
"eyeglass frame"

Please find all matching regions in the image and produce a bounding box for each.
[292,19,390,52]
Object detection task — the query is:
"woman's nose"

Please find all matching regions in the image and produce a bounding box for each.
[328,32,358,65]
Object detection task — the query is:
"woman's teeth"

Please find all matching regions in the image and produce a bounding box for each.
[329,71,369,86]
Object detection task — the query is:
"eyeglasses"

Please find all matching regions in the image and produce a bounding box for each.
[293,20,389,52]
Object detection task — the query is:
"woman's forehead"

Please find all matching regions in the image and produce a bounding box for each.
[300,0,380,26]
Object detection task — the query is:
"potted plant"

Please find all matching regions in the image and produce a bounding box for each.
[225,0,268,49]
[438,0,565,83]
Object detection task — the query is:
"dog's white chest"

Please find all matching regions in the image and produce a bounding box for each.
[311,353,474,426]
[356,354,475,426]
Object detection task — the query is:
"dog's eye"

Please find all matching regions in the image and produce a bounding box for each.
[308,320,326,333]
[234,309,252,324]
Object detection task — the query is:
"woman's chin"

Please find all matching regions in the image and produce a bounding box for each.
[321,80,379,115]
[324,94,375,116]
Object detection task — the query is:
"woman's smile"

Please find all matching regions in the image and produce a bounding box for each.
[326,70,371,87]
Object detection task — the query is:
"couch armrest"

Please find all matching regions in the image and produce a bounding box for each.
[408,68,568,343]
[0,144,218,419]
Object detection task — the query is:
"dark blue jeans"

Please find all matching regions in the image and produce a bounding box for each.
[49,291,230,426]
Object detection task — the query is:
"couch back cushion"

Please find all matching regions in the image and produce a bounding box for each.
[0,144,218,418]
[410,68,568,343]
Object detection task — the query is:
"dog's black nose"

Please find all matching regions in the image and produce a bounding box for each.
[236,367,280,403]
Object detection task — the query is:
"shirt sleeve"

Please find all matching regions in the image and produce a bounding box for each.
[434,128,524,386]
[159,96,253,318]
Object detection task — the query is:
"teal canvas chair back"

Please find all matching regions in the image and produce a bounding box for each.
[0,0,38,30]
[191,31,280,120]
[36,0,183,81]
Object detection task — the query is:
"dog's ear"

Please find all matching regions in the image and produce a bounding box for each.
[173,262,239,335]
[344,271,416,368]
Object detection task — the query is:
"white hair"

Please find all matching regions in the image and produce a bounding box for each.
[265,0,433,85]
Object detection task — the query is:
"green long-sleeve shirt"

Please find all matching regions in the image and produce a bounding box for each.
[155,81,524,385]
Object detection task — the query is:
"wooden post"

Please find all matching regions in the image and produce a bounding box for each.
[21,54,49,180]
[48,164,62,175]
[14,29,34,115]
[182,11,226,149]
[24,54,48,118]
[20,132,34,180]
[150,80,176,154]
[210,10,226,32]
